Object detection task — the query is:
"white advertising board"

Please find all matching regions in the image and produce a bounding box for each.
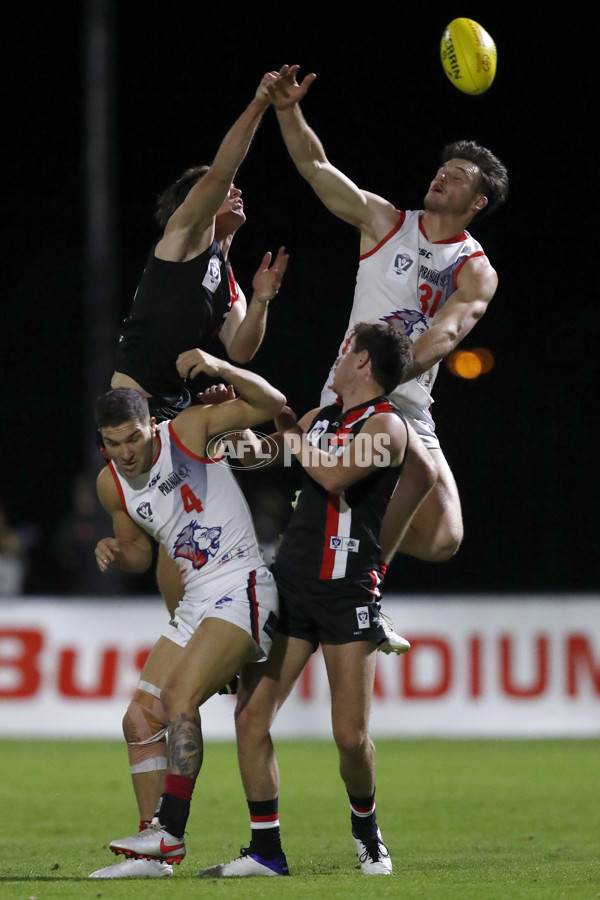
[0,596,598,738]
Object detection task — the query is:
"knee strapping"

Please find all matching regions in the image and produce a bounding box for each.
[123,682,168,773]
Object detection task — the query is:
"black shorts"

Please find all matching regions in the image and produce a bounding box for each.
[273,565,386,651]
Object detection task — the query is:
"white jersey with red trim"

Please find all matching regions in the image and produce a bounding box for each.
[321,209,486,412]
[108,420,265,596]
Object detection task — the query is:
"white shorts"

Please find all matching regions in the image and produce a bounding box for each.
[394,398,440,450]
[320,383,440,451]
[162,565,279,662]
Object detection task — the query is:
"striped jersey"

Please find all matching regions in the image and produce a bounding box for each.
[321,209,486,411]
[273,397,407,582]
[108,420,265,596]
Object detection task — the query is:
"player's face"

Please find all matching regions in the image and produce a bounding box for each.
[215,185,246,232]
[424,158,486,217]
[101,419,156,478]
[330,338,357,396]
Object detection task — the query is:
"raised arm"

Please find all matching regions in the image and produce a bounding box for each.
[156,75,272,259]
[265,65,398,242]
[219,246,290,363]
[174,349,286,445]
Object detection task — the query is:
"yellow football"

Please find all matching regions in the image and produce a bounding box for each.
[440,18,497,95]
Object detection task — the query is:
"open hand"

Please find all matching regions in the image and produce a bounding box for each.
[263,65,317,110]
[252,246,289,302]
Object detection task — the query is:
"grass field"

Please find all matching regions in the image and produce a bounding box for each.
[1,737,598,899]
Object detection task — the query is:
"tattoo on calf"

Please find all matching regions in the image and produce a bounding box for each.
[168,713,204,779]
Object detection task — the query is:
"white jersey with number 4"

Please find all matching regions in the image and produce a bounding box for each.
[108,420,265,595]
[321,209,486,413]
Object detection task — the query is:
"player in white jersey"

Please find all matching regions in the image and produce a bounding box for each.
[321,209,487,446]
[90,351,285,878]
[262,65,508,579]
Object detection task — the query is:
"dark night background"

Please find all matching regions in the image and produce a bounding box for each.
[5,3,597,596]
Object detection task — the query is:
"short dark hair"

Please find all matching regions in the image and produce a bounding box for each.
[155,165,210,229]
[96,388,150,431]
[352,322,413,394]
[442,139,509,217]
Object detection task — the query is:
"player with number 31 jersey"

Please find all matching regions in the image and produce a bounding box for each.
[321,209,485,422]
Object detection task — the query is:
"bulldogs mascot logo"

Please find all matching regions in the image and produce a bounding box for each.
[173,522,222,570]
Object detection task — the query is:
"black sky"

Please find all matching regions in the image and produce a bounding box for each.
[6,3,597,594]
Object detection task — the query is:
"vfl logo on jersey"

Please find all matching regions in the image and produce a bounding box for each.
[386,245,415,283]
[380,309,428,339]
[307,419,330,447]
[356,606,370,630]
[214,596,233,608]
[173,522,222,570]
[136,501,153,520]
[203,255,223,293]
[329,536,360,553]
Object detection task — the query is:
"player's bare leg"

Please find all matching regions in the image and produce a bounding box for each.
[390,448,462,562]
[323,641,392,874]
[197,634,310,878]
[377,434,437,655]
[156,545,184,617]
[109,619,258,865]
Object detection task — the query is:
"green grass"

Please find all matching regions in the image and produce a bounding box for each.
[1,738,598,898]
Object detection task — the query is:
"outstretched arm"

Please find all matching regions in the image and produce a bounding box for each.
[157,75,272,259]
[265,65,397,241]
[220,247,290,363]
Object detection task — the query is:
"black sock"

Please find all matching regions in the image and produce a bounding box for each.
[248,798,282,859]
[154,792,189,840]
[348,791,377,841]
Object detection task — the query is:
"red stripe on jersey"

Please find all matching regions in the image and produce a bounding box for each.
[227,263,238,305]
[168,421,224,464]
[419,215,467,244]
[108,463,128,513]
[453,250,485,288]
[246,570,259,641]
[359,212,406,260]
[334,400,393,444]
[319,492,340,580]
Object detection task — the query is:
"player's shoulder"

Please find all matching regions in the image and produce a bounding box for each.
[462,250,498,282]
[96,464,119,507]
[361,192,404,241]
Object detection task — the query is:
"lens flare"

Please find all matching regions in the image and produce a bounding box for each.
[446,348,494,379]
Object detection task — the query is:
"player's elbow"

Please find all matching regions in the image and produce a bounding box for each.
[265,391,287,418]
[317,470,354,494]
[228,348,255,365]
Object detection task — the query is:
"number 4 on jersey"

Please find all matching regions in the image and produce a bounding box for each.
[180,483,203,513]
